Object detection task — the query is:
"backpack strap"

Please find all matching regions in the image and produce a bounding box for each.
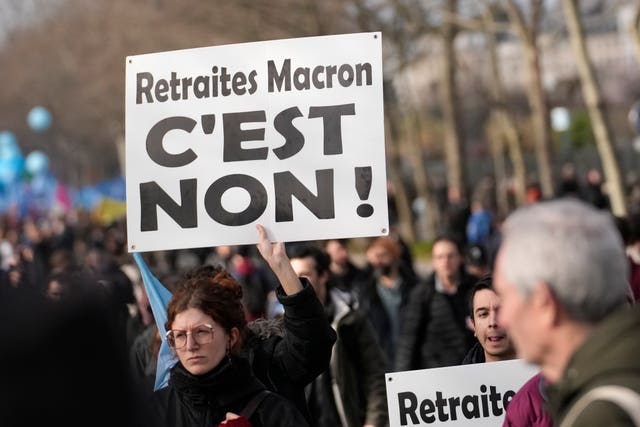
[240,390,272,419]
[559,385,640,427]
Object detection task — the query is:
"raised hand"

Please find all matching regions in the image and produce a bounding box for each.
[255,224,302,295]
[255,224,286,266]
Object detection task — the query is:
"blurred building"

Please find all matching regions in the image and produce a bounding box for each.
[396,1,639,107]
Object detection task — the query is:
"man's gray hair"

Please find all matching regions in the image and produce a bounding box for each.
[500,199,628,323]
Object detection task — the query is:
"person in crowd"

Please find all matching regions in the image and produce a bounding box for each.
[628,227,640,303]
[441,187,471,248]
[151,260,309,427]
[462,274,515,364]
[22,217,54,281]
[289,243,388,427]
[465,244,491,278]
[0,240,46,298]
[583,168,610,210]
[129,272,181,399]
[556,162,582,199]
[358,236,417,369]
[323,238,370,296]
[0,262,143,427]
[614,215,640,302]
[503,373,553,427]
[205,244,278,321]
[466,198,493,249]
[394,234,477,371]
[525,181,543,204]
[130,322,161,399]
[45,265,89,302]
[141,225,336,424]
[45,274,65,300]
[387,224,417,281]
[228,245,277,321]
[85,245,136,349]
[494,199,640,426]
[461,275,552,426]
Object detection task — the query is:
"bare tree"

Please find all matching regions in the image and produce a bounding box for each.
[561,0,627,217]
[384,98,417,242]
[0,0,358,183]
[440,0,468,201]
[484,4,527,208]
[349,0,443,242]
[631,4,640,65]
[504,0,555,199]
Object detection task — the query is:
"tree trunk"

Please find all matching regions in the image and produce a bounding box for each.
[384,103,417,244]
[406,113,440,241]
[487,116,510,218]
[440,0,467,200]
[498,113,527,207]
[505,0,555,199]
[399,64,440,241]
[631,5,640,66]
[484,6,527,207]
[562,0,627,217]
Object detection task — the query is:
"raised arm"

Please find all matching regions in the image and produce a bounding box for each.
[255,224,302,296]
[250,224,336,415]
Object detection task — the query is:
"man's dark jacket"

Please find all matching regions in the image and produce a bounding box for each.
[461,341,486,365]
[394,269,477,371]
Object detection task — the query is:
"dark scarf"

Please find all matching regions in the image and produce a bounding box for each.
[169,355,265,409]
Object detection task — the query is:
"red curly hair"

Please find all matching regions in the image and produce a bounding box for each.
[165,265,247,353]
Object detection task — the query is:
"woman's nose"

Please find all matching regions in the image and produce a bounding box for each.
[186,332,199,350]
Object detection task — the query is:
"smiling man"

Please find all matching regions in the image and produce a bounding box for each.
[395,235,478,372]
[462,275,553,426]
[462,275,516,364]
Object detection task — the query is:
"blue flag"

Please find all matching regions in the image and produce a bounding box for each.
[133,253,175,390]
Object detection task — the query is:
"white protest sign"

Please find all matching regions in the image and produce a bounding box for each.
[125,32,387,252]
[386,360,539,427]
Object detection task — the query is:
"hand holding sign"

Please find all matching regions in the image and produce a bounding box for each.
[255,224,302,296]
[255,224,286,265]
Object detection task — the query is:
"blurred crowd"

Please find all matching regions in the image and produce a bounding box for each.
[0,163,639,427]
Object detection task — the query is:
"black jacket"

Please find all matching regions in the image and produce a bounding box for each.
[241,279,337,422]
[316,290,389,427]
[461,341,486,365]
[356,265,417,369]
[394,269,477,371]
[153,356,309,427]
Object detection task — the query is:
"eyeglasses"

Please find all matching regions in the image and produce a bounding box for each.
[166,323,215,349]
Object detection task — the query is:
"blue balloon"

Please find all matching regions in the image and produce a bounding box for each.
[0,131,21,160]
[0,156,24,184]
[27,106,52,132]
[25,150,49,175]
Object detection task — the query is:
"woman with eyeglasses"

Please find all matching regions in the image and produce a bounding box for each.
[151,244,310,427]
